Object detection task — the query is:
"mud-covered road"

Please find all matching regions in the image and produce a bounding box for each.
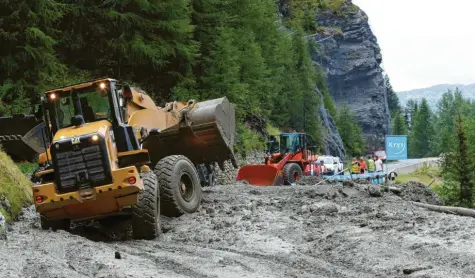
[1,182,475,278]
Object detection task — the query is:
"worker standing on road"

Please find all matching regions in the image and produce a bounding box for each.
[351,158,360,174]
[359,157,367,174]
[316,160,328,176]
[375,156,384,172]
[367,156,376,173]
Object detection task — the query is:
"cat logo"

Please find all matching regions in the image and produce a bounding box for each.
[72,137,81,145]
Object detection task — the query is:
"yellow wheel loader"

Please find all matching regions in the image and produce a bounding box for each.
[30,78,236,239]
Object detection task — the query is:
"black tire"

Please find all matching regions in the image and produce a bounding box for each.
[155,155,202,217]
[40,215,70,231]
[283,163,303,185]
[197,163,217,187]
[131,172,160,240]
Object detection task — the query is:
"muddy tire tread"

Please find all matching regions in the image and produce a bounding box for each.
[283,163,303,185]
[132,172,160,239]
[155,155,201,217]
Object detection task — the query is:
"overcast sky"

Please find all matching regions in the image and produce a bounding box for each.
[352,0,475,92]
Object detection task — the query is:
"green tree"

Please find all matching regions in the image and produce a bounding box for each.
[408,99,434,158]
[392,110,407,135]
[405,99,418,132]
[0,0,64,115]
[441,114,474,207]
[56,0,198,101]
[384,74,401,115]
[335,105,365,157]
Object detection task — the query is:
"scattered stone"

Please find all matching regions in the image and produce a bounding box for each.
[402,265,433,275]
[0,211,6,240]
[368,185,383,197]
[309,202,339,215]
[300,205,310,214]
[249,189,262,195]
[354,178,371,184]
[297,176,324,186]
[343,180,355,187]
[115,251,121,259]
[206,207,215,215]
[0,194,12,214]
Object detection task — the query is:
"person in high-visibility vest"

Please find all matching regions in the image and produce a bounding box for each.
[351,158,360,174]
[359,157,367,174]
[367,156,376,173]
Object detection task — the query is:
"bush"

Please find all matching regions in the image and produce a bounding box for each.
[235,123,265,158]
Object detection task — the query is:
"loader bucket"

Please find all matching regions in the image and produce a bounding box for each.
[236,165,284,186]
[144,97,238,169]
[0,114,43,161]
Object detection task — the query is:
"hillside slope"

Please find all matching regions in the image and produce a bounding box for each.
[0,151,32,235]
[397,83,475,110]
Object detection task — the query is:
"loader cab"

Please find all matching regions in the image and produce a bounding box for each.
[279,133,308,154]
[42,79,140,152]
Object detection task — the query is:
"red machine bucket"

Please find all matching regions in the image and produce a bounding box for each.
[236,165,284,186]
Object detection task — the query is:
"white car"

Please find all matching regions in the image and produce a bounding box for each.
[333,156,344,175]
[314,156,339,175]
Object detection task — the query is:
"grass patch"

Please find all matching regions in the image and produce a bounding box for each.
[0,151,33,222]
[395,165,443,188]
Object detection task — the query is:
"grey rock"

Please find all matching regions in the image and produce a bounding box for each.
[0,194,11,214]
[368,184,383,197]
[317,88,346,158]
[309,202,339,215]
[0,211,6,240]
[309,1,392,150]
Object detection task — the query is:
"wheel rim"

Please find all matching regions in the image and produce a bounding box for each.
[294,171,300,181]
[179,173,194,202]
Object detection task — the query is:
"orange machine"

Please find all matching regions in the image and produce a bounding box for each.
[236,133,318,186]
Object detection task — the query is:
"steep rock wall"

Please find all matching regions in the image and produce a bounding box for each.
[317,89,346,158]
[309,0,392,150]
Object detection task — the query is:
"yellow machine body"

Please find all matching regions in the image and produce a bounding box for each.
[33,78,236,221]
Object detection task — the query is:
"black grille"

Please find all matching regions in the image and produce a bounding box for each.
[52,135,112,193]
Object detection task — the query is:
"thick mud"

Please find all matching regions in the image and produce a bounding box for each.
[1,183,475,278]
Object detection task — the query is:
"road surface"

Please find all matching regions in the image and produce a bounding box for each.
[386,157,439,175]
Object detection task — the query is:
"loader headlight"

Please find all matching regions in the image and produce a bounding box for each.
[50,93,56,100]
[91,134,99,142]
[99,82,106,90]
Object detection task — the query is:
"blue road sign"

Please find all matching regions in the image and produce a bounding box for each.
[385,135,408,160]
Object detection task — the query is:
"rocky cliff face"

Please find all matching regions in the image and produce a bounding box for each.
[309,0,392,151]
[316,88,346,158]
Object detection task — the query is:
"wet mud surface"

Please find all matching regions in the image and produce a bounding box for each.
[1,183,475,278]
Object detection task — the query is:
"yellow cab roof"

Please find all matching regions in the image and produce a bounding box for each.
[45,78,116,95]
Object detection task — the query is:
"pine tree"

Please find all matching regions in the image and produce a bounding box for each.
[0,0,63,115]
[408,99,434,158]
[392,110,407,135]
[336,105,365,157]
[56,0,198,101]
[454,113,473,207]
[384,74,401,115]
[405,99,418,132]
